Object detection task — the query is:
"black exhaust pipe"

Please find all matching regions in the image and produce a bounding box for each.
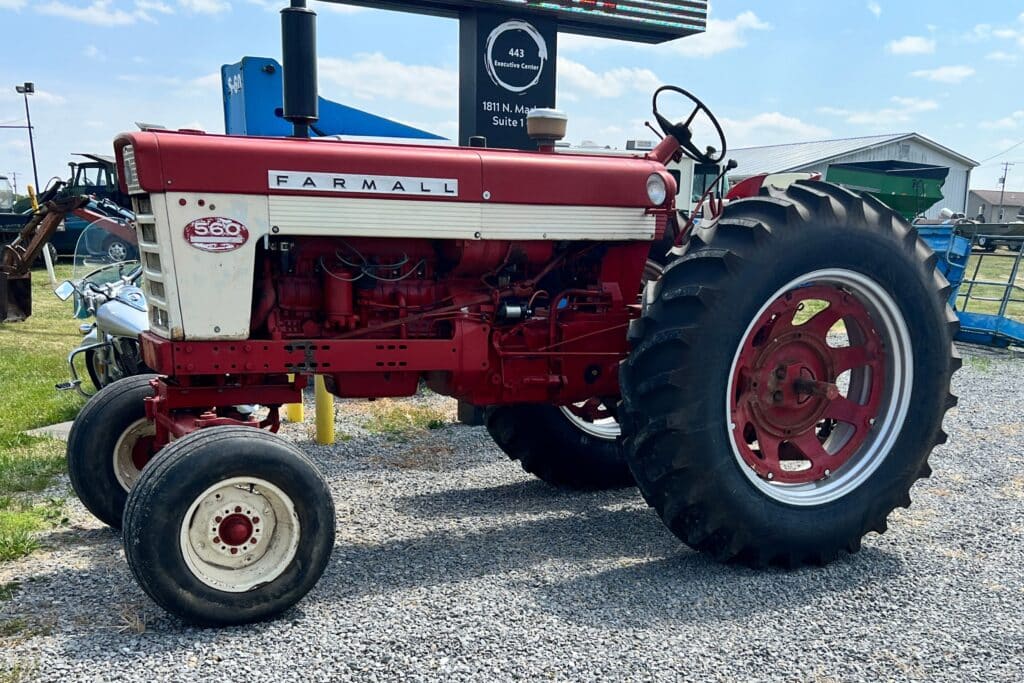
[281,0,318,138]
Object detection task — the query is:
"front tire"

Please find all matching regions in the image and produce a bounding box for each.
[122,426,335,625]
[66,373,159,528]
[619,181,960,566]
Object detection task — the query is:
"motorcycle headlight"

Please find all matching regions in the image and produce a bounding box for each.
[646,173,668,205]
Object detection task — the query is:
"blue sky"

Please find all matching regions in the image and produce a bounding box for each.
[1,0,1022,195]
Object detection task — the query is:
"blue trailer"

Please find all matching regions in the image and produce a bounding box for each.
[919,225,1024,348]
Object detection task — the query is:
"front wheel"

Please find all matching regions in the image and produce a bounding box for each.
[66,373,159,528]
[122,426,335,625]
[620,181,960,566]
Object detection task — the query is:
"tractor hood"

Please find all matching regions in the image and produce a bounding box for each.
[114,131,674,209]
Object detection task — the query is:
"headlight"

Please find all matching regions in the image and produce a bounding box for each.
[646,173,667,205]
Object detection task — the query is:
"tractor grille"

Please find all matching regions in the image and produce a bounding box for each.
[132,194,172,337]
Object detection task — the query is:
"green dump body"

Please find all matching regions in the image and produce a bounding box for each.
[825,161,950,220]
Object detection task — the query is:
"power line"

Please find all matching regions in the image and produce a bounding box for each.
[979,138,1024,164]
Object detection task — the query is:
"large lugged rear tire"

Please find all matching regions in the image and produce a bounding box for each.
[486,404,633,489]
[66,373,159,528]
[619,181,960,567]
[122,426,335,625]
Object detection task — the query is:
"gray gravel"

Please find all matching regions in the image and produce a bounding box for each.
[2,345,1023,682]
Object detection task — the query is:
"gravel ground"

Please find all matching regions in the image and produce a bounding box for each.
[2,345,1023,682]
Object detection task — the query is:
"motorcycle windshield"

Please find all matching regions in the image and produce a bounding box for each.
[72,217,141,285]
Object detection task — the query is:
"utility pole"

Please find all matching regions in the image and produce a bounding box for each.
[996,161,1014,222]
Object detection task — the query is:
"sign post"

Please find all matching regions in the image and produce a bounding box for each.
[317,1,708,149]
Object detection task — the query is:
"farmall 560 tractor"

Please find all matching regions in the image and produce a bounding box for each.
[66,8,959,626]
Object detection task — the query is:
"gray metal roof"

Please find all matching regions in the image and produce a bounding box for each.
[970,189,1024,207]
[727,133,978,178]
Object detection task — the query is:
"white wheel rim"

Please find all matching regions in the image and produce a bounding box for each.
[180,477,300,593]
[108,241,127,261]
[112,418,156,492]
[559,403,621,440]
[725,269,914,506]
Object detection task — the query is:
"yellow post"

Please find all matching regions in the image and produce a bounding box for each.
[284,374,304,423]
[27,184,38,210]
[314,374,334,445]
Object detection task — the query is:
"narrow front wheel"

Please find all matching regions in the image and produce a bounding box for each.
[122,426,335,625]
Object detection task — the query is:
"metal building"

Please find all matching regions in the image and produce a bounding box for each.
[727,133,978,219]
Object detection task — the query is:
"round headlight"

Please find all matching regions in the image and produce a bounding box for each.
[646,173,667,205]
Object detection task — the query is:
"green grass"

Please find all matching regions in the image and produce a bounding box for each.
[957,248,1024,320]
[0,661,37,683]
[363,399,448,438]
[0,265,82,562]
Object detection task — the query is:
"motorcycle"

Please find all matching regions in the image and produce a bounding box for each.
[54,219,149,396]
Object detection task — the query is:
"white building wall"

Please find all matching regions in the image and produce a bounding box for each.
[794,140,971,219]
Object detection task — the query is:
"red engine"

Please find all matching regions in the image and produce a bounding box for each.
[251,233,651,404]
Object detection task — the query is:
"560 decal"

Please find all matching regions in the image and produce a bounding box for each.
[183,217,249,253]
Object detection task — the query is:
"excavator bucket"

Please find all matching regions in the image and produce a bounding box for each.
[0,191,88,323]
[0,271,32,322]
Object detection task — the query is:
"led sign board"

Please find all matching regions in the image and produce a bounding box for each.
[322,0,708,42]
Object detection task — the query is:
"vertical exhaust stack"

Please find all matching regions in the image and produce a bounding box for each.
[281,0,319,138]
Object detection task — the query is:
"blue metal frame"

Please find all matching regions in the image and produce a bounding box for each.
[221,56,445,140]
[919,225,1024,348]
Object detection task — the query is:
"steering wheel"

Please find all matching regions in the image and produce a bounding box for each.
[652,85,727,165]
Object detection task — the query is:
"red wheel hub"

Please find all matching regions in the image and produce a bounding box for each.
[730,285,887,484]
[218,513,255,546]
[565,397,613,422]
[130,435,156,472]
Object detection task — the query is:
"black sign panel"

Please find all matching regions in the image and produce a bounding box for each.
[322,0,707,43]
[458,11,557,149]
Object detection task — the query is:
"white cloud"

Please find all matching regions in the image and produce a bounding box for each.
[0,0,27,9]
[559,11,771,58]
[887,36,935,55]
[818,96,938,126]
[37,0,140,25]
[721,112,831,148]
[980,111,1024,130]
[318,53,456,110]
[867,2,881,18]
[178,0,228,13]
[969,20,1024,48]
[31,90,68,106]
[986,50,1019,62]
[136,0,172,14]
[83,44,104,59]
[557,58,661,99]
[910,65,975,83]
[668,11,771,58]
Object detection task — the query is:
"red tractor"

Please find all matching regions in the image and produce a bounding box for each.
[65,78,958,624]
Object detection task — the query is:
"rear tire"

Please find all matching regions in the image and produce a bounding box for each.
[122,426,335,625]
[66,373,159,528]
[486,404,633,489]
[619,181,960,566]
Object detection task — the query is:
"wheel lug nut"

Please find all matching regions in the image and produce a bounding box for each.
[252,517,260,524]
[213,536,221,544]
[772,391,784,403]
[766,472,774,480]
[215,516,222,523]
